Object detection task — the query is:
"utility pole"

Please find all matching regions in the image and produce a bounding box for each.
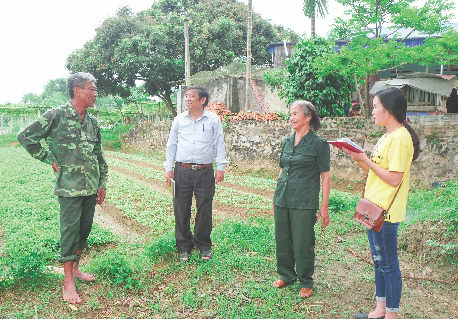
[245,0,252,112]
[184,18,191,86]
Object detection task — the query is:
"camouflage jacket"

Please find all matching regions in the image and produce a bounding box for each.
[17,102,108,197]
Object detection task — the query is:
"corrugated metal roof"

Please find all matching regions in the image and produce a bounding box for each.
[370,73,457,96]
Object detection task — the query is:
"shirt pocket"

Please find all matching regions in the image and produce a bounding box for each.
[56,130,79,166]
[83,132,99,156]
[200,125,214,145]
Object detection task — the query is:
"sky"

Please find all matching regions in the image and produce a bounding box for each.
[0,0,456,104]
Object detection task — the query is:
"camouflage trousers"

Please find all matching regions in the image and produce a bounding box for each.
[57,194,96,263]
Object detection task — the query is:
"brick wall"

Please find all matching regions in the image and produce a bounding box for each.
[121,115,458,186]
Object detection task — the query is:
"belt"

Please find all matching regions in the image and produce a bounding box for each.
[177,162,212,170]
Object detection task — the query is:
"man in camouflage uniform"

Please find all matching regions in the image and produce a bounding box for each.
[17,72,108,304]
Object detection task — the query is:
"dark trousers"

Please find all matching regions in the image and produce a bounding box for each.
[57,194,97,263]
[173,164,215,253]
[274,206,317,288]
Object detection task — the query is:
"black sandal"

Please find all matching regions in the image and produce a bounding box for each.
[200,250,212,260]
[179,251,190,262]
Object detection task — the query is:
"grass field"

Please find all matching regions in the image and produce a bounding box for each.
[0,136,457,318]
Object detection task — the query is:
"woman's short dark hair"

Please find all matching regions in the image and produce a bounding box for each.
[291,100,321,131]
[375,87,420,161]
[67,72,96,99]
[187,85,210,107]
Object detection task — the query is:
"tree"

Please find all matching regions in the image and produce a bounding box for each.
[303,0,328,38]
[66,0,297,116]
[315,0,456,116]
[264,38,352,117]
[22,78,69,106]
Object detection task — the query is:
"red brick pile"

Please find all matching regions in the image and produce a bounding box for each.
[205,103,281,122]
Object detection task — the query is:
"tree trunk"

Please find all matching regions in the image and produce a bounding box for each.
[163,95,176,117]
[364,73,371,117]
[354,74,363,112]
[311,10,316,38]
[184,18,191,86]
[245,0,253,112]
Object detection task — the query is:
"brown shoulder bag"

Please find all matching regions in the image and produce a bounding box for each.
[354,177,402,232]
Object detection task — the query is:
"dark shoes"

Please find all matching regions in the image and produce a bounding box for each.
[354,313,385,319]
[180,249,212,261]
[200,250,212,260]
[179,251,190,262]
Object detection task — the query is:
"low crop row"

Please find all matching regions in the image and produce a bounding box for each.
[106,171,174,232]
[104,150,165,167]
[105,150,279,190]
[0,147,115,288]
[106,155,274,213]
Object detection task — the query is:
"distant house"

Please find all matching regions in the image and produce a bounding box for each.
[370,73,458,114]
[268,41,296,68]
[335,23,458,113]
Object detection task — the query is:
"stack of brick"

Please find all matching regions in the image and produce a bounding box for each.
[205,103,232,121]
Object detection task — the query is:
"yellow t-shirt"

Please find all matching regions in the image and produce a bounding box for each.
[364,127,414,223]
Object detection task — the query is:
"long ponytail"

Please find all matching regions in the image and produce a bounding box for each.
[376,87,421,161]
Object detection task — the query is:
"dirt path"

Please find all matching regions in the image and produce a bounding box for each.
[107,164,273,220]
[94,202,153,239]
[106,154,275,200]
[106,154,163,171]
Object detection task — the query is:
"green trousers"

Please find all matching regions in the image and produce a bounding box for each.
[57,194,96,263]
[274,206,317,289]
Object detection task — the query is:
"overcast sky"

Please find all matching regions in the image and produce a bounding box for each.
[0,0,456,104]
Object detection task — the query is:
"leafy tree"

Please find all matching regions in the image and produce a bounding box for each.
[22,93,41,105]
[264,37,352,117]
[21,78,69,106]
[315,0,456,116]
[303,0,328,38]
[66,0,298,116]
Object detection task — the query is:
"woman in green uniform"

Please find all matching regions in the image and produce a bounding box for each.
[272,100,330,299]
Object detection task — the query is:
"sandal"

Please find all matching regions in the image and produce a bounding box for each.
[200,250,212,260]
[179,251,190,262]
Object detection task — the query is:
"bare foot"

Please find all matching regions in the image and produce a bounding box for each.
[73,269,95,282]
[63,280,81,304]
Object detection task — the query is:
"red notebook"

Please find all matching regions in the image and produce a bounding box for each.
[328,138,364,153]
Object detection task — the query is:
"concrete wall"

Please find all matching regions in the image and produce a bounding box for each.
[177,76,287,114]
[121,115,458,186]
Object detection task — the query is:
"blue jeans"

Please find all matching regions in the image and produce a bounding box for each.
[367,222,402,313]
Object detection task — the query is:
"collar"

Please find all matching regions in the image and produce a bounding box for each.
[186,108,209,121]
[286,130,316,145]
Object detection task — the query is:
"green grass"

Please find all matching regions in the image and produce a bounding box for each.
[107,171,174,231]
[100,124,134,150]
[0,146,457,318]
[0,132,20,147]
[0,147,116,290]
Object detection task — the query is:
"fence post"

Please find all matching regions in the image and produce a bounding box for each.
[37,109,41,118]
[10,118,13,133]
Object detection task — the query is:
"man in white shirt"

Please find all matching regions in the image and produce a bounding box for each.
[164,85,228,261]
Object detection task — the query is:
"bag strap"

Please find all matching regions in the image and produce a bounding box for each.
[362,173,403,212]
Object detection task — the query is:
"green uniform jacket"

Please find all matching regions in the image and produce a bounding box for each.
[273,130,330,209]
[17,102,108,197]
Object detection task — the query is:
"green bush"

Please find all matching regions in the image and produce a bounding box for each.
[90,249,139,290]
[146,232,176,262]
[2,252,52,291]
